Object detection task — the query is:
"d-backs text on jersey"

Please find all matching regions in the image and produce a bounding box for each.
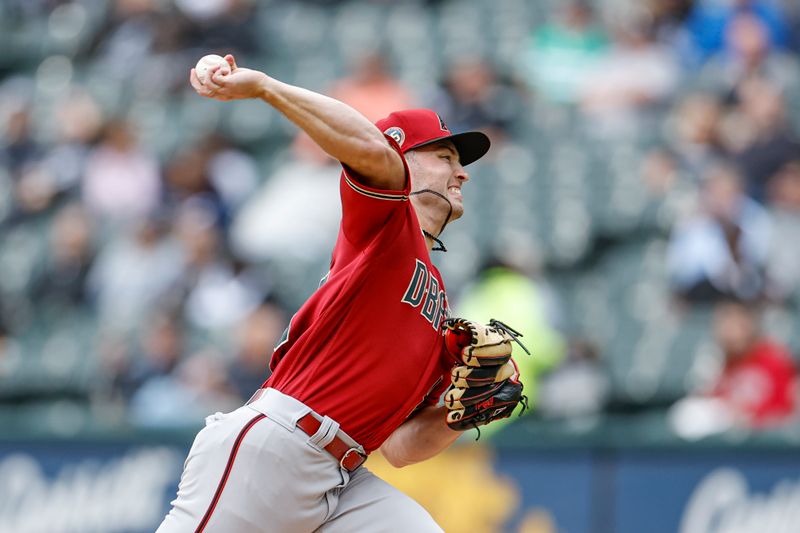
[401,259,450,331]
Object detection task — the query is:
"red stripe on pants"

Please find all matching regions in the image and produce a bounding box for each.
[195,413,267,532]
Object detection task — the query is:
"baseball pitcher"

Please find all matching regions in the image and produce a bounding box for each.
[157,54,528,533]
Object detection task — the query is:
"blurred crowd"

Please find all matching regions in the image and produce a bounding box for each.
[0,0,799,437]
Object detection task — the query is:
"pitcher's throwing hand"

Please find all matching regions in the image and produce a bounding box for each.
[190,54,269,101]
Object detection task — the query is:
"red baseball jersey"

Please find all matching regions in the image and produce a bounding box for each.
[713,339,797,426]
[264,139,453,452]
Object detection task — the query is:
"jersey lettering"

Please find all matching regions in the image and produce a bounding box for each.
[420,276,439,324]
[401,259,428,307]
[433,292,448,331]
[401,259,448,331]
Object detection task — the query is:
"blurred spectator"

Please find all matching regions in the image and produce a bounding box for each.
[91,0,191,91]
[639,91,727,205]
[696,12,800,101]
[579,5,680,138]
[162,133,260,228]
[765,159,800,301]
[670,298,797,438]
[668,163,772,302]
[9,163,61,225]
[0,105,40,177]
[640,147,684,199]
[95,332,132,410]
[29,203,96,316]
[204,134,260,213]
[521,0,608,105]
[684,0,790,63]
[790,1,800,52]
[328,50,416,123]
[177,0,258,55]
[427,56,521,144]
[666,92,728,178]
[2,0,63,20]
[41,88,104,195]
[712,299,797,426]
[1,89,102,228]
[726,77,799,202]
[113,312,185,401]
[0,104,59,226]
[0,324,24,380]
[0,320,22,381]
[169,201,264,334]
[163,143,230,230]
[129,350,240,428]
[231,138,342,267]
[648,0,695,53]
[82,118,162,224]
[87,214,184,332]
[454,257,566,437]
[537,339,609,419]
[227,301,288,401]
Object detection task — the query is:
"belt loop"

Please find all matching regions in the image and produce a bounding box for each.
[296,414,367,472]
[246,388,310,432]
[307,416,339,449]
[245,389,262,405]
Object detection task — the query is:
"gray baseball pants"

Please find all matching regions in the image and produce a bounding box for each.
[157,388,443,532]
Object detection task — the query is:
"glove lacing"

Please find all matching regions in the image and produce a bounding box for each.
[488,319,531,355]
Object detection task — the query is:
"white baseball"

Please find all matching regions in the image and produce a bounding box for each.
[195,54,230,84]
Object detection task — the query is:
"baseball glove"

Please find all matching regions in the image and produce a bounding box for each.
[442,318,530,432]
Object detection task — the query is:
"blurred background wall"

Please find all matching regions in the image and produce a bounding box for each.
[1,0,800,532]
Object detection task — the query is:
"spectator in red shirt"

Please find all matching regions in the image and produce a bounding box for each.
[711,298,797,427]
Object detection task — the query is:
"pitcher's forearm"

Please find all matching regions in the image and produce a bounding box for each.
[191,56,405,188]
[380,405,460,468]
[258,76,404,187]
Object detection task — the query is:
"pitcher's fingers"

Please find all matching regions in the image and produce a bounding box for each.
[189,69,212,95]
[202,66,225,91]
[224,54,237,70]
[210,66,229,85]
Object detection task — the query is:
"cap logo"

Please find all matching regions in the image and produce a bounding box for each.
[437,114,449,132]
[384,126,405,146]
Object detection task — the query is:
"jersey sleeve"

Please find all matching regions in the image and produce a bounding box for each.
[340,135,410,248]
